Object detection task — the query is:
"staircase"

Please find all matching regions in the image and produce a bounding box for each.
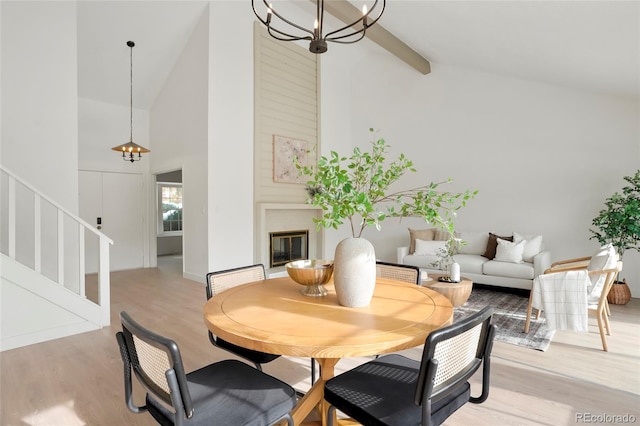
[1,166,113,351]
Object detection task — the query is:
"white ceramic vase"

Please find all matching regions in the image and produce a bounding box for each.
[333,237,377,307]
[450,261,461,282]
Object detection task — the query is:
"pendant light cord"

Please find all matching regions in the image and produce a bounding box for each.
[129,42,133,143]
[128,41,134,143]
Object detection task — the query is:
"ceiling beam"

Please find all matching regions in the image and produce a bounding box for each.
[320,0,431,75]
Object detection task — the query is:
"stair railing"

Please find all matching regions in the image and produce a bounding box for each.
[0,166,113,326]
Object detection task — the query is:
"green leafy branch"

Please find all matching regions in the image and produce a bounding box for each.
[295,129,477,238]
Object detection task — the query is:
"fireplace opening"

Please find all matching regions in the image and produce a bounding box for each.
[270,230,309,268]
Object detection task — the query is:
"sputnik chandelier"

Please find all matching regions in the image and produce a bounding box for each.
[252,0,386,54]
[111,41,150,163]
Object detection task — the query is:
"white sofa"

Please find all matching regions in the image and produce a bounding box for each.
[397,230,552,290]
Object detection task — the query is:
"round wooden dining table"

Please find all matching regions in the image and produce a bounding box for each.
[203,276,453,426]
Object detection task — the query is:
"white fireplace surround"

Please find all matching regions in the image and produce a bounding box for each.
[258,203,323,271]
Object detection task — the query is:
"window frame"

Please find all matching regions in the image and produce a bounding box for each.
[157,182,183,237]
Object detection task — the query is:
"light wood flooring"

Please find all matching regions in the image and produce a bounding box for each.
[1,255,639,425]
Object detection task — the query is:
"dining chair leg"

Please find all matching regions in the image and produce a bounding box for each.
[327,405,337,426]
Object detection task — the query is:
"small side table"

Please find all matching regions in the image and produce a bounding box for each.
[422,274,473,307]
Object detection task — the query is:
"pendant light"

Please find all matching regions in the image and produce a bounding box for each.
[111,41,150,163]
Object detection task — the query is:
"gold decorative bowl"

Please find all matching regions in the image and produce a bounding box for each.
[285,259,334,297]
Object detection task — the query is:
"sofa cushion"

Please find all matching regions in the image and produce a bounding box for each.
[494,238,526,263]
[483,260,535,280]
[408,228,435,254]
[452,254,487,275]
[414,239,447,256]
[513,232,543,262]
[482,233,513,259]
[457,232,489,256]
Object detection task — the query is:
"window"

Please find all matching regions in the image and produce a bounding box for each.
[158,183,183,235]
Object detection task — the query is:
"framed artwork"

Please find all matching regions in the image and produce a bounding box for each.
[273,135,308,184]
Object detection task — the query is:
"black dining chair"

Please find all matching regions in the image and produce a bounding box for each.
[115,311,296,426]
[324,306,496,426]
[206,264,318,384]
[205,264,281,369]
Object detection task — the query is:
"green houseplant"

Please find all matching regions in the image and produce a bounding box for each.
[295,129,477,306]
[589,169,640,304]
[590,170,640,257]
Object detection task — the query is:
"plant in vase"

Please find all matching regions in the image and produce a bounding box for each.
[295,129,477,307]
[589,169,640,304]
[431,237,464,282]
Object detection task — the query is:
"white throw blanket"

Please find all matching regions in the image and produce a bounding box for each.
[531,270,590,332]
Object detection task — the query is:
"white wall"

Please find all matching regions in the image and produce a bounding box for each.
[321,48,640,295]
[318,44,368,257]
[206,2,256,272]
[77,98,151,271]
[1,1,79,212]
[151,6,209,282]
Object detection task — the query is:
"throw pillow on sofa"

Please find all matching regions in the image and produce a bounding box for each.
[408,228,451,254]
[494,238,526,263]
[483,233,513,259]
[414,239,447,256]
[513,232,543,262]
[408,228,435,254]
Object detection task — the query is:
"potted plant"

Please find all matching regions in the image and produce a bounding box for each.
[431,237,464,282]
[590,169,640,304]
[295,129,477,307]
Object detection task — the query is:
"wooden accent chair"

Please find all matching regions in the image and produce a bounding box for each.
[115,311,296,426]
[376,260,422,284]
[206,264,318,383]
[524,255,622,352]
[324,307,496,426]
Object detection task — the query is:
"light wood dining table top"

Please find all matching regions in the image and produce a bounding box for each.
[203,276,453,425]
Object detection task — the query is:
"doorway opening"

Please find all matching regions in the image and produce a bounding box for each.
[156,169,183,275]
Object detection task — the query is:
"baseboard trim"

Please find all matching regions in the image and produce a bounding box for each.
[1,321,99,352]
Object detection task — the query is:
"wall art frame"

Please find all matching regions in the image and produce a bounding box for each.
[273,135,308,184]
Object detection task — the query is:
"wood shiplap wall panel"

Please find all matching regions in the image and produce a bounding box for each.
[254,22,319,204]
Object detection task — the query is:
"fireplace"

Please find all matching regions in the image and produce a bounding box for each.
[270,230,309,267]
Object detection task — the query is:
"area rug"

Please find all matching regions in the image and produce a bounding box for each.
[454,286,555,351]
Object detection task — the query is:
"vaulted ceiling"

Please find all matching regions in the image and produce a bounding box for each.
[77,1,639,111]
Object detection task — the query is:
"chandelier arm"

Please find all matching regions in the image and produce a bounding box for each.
[327,31,367,45]
[324,0,385,41]
[252,0,314,39]
[268,4,315,37]
[268,26,312,42]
